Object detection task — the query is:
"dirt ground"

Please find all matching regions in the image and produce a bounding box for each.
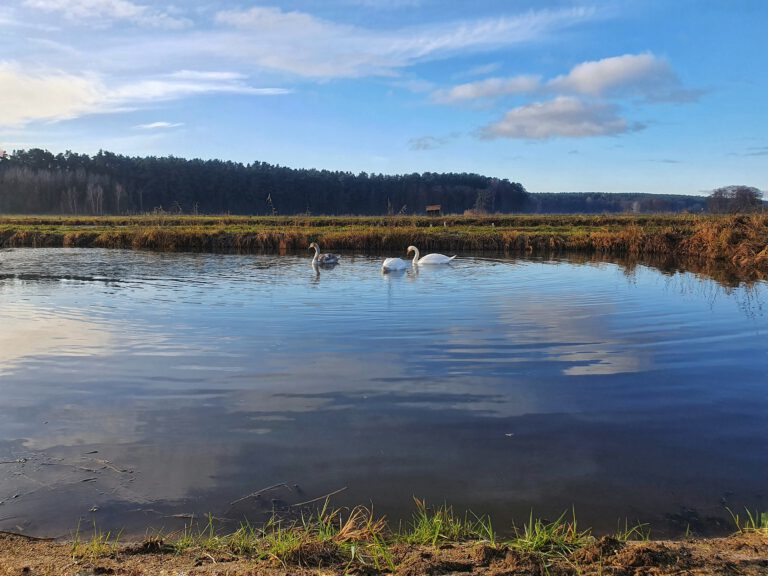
[1,531,767,576]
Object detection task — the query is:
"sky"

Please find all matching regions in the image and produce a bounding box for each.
[0,0,766,195]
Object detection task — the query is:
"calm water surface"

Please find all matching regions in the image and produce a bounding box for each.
[0,248,766,537]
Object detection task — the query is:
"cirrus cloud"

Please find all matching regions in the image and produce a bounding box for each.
[211,5,597,78]
[0,62,291,127]
[135,121,184,130]
[22,0,191,29]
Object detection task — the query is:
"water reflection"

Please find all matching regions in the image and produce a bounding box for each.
[0,305,114,372]
[495,301,647,376]
[0,248,766,538]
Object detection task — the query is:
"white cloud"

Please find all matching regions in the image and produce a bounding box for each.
[135,121,184,130]
[0,62,292,127]
[548,53,698,102]
[210,5,597,78]
[436,52,698,106]
[479,96,644,140]
[432,75,540,103]
[22,0,190,29]
[0,62,104,126]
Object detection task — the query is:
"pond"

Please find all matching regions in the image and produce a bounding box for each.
[0,248,766,538]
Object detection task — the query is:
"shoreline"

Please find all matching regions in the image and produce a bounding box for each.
[2,213,767,284]
[0,505,765,575]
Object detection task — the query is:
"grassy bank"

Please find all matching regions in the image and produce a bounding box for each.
[1,503,766,575]
[1,213,767,279]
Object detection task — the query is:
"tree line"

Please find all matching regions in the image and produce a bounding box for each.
[0,149,528,215]
[526,192,709,214]
[0,149,762,215]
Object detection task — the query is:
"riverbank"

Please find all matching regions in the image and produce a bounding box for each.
[1,505,766,575]
[1,214,767,280]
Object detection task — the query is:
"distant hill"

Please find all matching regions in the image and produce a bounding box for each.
[525,192,708,214]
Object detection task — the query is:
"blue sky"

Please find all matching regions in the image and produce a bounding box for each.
[0,0,765,195]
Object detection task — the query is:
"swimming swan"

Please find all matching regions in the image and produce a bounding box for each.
[407,246,456,265]
[381,256,408,271]
[309,242,340,265]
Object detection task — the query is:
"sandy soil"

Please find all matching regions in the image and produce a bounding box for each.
[1,531,767,576]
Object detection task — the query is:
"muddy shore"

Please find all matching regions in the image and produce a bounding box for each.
[1,530,766,575]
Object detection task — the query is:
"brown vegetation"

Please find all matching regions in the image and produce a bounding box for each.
[1,214,766,279]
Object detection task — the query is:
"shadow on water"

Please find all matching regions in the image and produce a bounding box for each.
[0,248,766,538]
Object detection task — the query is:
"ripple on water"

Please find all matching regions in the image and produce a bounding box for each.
[0,247,766,537]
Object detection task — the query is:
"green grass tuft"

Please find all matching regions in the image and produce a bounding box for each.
[613,519,651,542]
[400,498,496,546]
[510,510,593,557]
[70,521,122,559]
[727,508,768,534]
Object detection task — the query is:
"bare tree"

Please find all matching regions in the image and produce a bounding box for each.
[64,186,79,214]
[114,183,125,214]
[707,185,763,213]
[86,181,104,215]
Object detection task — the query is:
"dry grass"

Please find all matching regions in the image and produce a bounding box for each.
[1,213,766,277]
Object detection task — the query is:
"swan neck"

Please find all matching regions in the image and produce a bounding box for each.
[411,248,420,265]
[312,245,319,263]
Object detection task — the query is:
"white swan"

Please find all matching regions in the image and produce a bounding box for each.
[381,256,408,271]
[407,245,456,265]
[309,242,340,266]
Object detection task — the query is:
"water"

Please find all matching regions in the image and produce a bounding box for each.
[0,248,766,537]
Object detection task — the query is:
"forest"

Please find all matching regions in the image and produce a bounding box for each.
[527,192,708,214]
[0,149,528,216]
[0,148,741,215]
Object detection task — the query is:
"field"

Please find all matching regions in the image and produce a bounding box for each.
[1,213,767,281]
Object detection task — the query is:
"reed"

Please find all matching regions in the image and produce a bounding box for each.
[1,214,766,277]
